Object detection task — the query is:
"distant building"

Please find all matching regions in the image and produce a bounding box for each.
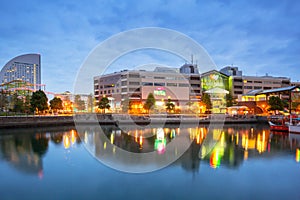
[0,54,41,90]
[242,74,290,94]
[291,81,300,87]
[220,66,242,77]
[219,66,291,99]
[55,91,94,113]
[179,63,199,74]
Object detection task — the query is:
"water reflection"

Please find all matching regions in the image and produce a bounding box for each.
[0,124,300,176]
[0,134,48,178]
[75,124,300,172]
[0,128,81,178]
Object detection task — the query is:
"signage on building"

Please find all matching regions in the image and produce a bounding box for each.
[154,90,166,96]
[154,87,166,96]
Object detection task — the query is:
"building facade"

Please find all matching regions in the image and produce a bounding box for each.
[94,64,294,113]
[242,75,290,94]
[94,66,202,113]
[200,70,230,113]
[0,54,41,90]
[220,66,291,99]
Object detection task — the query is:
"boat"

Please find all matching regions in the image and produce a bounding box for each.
[289,117,300,133]
[268,115,289,132]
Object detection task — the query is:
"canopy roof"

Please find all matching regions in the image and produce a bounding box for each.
[243,86,300,96]
[258,86,299,94]
[204,87,229,94]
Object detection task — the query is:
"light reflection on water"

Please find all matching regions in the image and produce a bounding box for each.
[0,124,300,199]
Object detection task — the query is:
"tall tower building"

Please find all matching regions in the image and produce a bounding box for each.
[0,54,41,90]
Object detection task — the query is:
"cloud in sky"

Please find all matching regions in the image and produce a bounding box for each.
[0,0,300,93]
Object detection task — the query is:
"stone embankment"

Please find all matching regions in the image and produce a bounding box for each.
[0,114,268,128]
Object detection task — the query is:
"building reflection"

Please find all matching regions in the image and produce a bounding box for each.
[3,124,297,176]
[0,133,47,178]
[79,123,300,173]
[0,129,81,177]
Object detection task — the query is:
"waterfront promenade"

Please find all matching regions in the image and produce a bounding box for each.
[0,114,268,128]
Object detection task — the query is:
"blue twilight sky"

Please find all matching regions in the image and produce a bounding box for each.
[0,0,300,94]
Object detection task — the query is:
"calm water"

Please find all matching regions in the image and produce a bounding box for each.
[0,123,299,200]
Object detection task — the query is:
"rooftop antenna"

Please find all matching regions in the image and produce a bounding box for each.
[191,54,194,64]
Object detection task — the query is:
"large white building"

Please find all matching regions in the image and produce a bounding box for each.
[94,65,201,112]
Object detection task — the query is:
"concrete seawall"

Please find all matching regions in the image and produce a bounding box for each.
[0,114,268,129]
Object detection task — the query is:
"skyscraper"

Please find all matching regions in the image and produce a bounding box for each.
[0,54,41,90]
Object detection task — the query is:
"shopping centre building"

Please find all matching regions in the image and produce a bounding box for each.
[94,64,201,113]
[94,63,294,113]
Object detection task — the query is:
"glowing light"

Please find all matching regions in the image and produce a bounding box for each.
[104,142,107,150]
[155,128,166,154]
[244,150,248,160]
[135,130,138,142]
[296,149,300,162]
[196,133,200,144]
[110,133,114,144]
[210,151,221,168]
[63,135,70,149]
[84,131,88,144]
[170,129,176,138]
[154,139,166,154]
[157,128,164,140]
[154,90,166,96]
[139,135,143,148]
[71,130,76,145]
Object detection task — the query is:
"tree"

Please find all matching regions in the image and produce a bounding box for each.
[30,90,48,114]
[268,96,284,113]
[143,93,156,113]
[202,93,212,112]
[165,98,175,113]
[0,90,8,112]
[74,95,86,111]
[98,97,110,113]
[225,93,233,107]
[50,97,63,113]
[12,93,24,113]
[87,94,94,112]
[24,95,31,114]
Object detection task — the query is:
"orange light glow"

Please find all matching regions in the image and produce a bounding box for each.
[139,135,143,148]
[244,150,248,160]
[71,130,76,144]
[63,135,70,149]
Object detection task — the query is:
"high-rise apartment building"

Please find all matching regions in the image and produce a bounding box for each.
[0,54,41,90]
